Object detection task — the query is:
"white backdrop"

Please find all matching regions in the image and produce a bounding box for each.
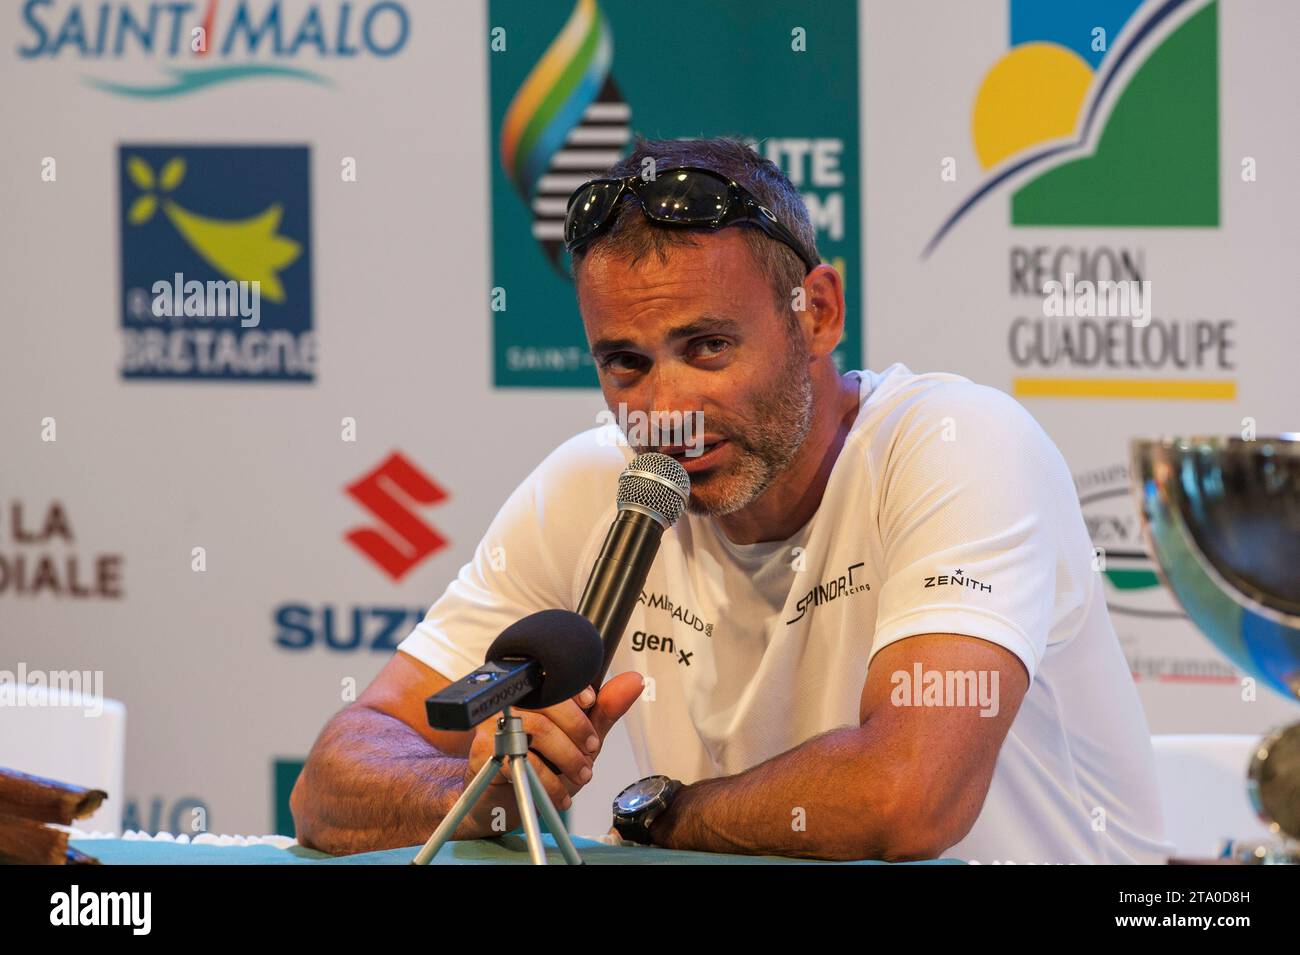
[2,0,1296,839]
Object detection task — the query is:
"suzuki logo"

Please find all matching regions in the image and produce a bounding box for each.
[345,452,449,580]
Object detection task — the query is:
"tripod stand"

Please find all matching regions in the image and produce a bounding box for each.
[412,706,584,865]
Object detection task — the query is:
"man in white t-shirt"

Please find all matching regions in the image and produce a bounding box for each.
[290,137,1170,863]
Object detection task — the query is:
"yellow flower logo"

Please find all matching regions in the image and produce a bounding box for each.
[126,155,302,304]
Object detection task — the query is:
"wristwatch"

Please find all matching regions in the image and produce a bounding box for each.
[612,775,682,846]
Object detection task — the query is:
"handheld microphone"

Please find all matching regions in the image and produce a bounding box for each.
[577,452,691,686]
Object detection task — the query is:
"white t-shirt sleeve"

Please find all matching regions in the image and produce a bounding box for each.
[396,429,625,682]
[869,382,1079,681]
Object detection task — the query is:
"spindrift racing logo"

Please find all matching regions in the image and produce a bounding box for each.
[17,0,410,97]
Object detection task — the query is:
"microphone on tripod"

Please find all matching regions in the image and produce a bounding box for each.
[424,450,689,730]
[415,609,604,865]
[425,609,603,732]
[412,452,690,865]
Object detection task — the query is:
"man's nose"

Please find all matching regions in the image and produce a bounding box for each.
[641,365,677,415]
[642,369,700,446]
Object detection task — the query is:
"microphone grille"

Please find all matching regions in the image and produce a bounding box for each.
[617,452,691,526]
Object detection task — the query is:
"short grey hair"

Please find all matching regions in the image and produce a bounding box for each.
[570,136,818,319]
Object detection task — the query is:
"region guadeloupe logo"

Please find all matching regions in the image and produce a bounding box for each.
[118,144,314,381]
[926,0,1219,256]
[17,0,410,97]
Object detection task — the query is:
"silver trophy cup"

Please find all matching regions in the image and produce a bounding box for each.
[1131,435,1300,862]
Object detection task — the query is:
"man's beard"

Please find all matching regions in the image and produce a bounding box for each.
[685,336,815,517]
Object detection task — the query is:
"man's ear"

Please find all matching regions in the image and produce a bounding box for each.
[800,265,845,359]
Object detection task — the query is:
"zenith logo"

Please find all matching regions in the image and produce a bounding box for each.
[344,452,449,580]
[924,569,992,594]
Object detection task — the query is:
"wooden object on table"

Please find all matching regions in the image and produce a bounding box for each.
[0,767,105,865]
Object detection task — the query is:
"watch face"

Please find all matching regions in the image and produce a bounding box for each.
[615,776,667,814]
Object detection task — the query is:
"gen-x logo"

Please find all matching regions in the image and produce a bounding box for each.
[595,404,705,456]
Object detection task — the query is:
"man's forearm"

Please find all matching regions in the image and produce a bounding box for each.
[291,704,472,855]
[649,726,931,861]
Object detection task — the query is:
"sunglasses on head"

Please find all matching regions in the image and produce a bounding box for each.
[563,166,820,273]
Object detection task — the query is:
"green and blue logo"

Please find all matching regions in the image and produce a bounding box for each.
[926,0,1219,256]
[490,0,861,388]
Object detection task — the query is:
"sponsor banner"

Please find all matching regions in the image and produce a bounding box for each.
[0,501,124,600]
[119,144,314,381]
[2,0,483,838]
[488,0,862,387]
[866,0,1300,731]
[17,0,412,97]
[8,0,1295,843]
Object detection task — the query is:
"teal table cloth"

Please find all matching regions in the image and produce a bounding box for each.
[69,834,962,865]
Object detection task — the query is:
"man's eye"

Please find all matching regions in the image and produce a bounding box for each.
[690,338,730,359]
[601,353,645,373]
